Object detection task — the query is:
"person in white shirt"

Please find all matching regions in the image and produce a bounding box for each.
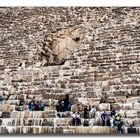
[89,105,96,118]
[72,112,76,126]
[110,116,114,128]
[76,112,81,125]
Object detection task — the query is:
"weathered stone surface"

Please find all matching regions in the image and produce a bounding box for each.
[125,110,139,118]
[98,103,110,111]
[0,7,140,134]
[133,103,140,110]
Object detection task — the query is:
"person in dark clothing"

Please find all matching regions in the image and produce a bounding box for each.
[28,100,34,111]
[40,100,45,111]
[110,110,116,117]
[101,111,107,126]
[60,100,65,112]
[107,116,111,126]
[0,96,3,103]
[19,95,24,106]
[128,124,137,134]
[64,94,72,111]
[117,120,124,134]
[83,106,89,119]
[34,100,40,111]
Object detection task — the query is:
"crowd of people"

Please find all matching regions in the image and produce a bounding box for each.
[70,104,137,134]
[28,100,45,111]
[71,105,97,126]
[101,110,124,133]
[0,93,138,133]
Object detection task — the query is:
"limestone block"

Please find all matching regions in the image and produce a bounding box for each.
[106,97,116,103]
[121,103,132,110]
[98,103,110,111]
[0,59,4,65]
[95,111,101,119]
[24,111,33,118]
[125,110,139,118]
[33,111,43,118]
[1,112,10,118]
[63,129,75,133]
[138,97,140,103]
[52,36,79,63]
[123,118,134,126]
[133,118,140,126]
[11,112,21,118]
[72,126,116,133]
[77,98,101,106]
[133,103,140,110]
[55,118,70,126]
[42,111,56,118]
[115,96,127,103]
[1,104,11,112]
[71,29,80,39]
[127,97,139,103]
[111,104,121,110]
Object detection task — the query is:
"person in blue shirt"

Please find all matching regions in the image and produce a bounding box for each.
[28,100,34,111]
[0,96,3,103]
[40,100,45,111]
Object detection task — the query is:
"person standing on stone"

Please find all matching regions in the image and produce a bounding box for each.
[40,100,45,111]
[28,100,34,111]
[110,110,116,117]
[64,94,72,111]
[60,100,65,112]
[89,105,96,118]
[72,112,76,126]
[83,106,89,119]
[101,111,107,126]
[110,116,114,128]
[76,112,81,126]
[0,95,3,104]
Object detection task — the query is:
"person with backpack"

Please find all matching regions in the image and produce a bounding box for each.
[127,124,136,133]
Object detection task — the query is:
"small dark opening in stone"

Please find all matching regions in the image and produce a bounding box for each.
[75,37,80,42]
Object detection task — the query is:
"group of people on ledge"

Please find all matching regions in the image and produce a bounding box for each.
[71,105,97,126]
[101,110,124,133]
[28,100,45,111]
[70,104,136,134]
[56,94,73,112]
[101,110,136,134]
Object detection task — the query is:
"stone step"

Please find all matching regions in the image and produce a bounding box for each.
[0,126,121,134]
[0,111,57,118]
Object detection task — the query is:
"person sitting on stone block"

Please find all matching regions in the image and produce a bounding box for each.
[72,112,81,126]
[127,124,137,134]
